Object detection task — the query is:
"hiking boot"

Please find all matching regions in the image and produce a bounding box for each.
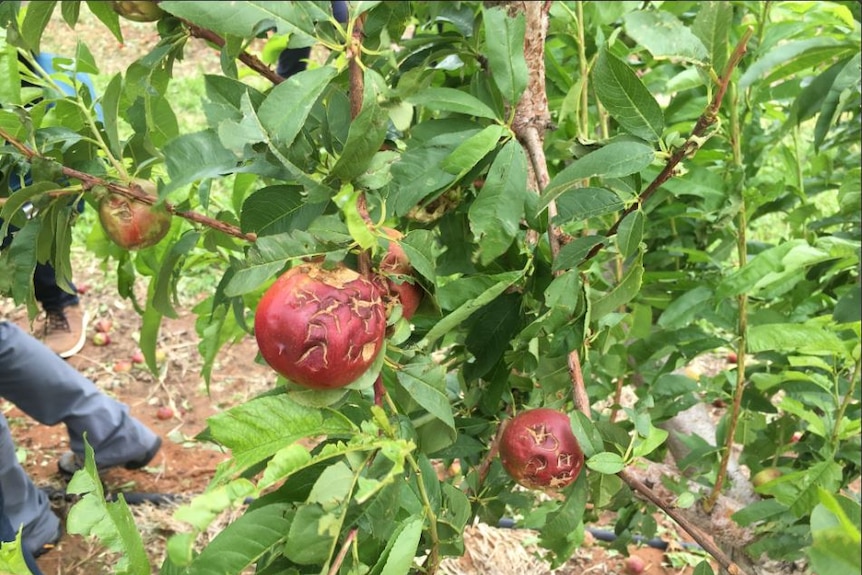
[57,436,163,477]
[42,305,89,358]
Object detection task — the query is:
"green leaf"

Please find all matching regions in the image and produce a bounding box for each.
[692,561,715,575]
[419,269,525,348]
[0,41,21,106]
[616,210,644,258]
[591,252,644,318]
[692,1,733,72]
[553,187,625,223]
[380,515,423,575]
[66,438,150,575]
[482,6,528,105]
[20,0,56,54]
[539,141,655,211]
[757,461,843,517]
[623,10,709,65]
[632,424,668,458]
[586,452,625,474]
[397,361,455,431]
[748,323,848,357]
[0,531,31,575]
[207,394,355,478]
[159,1,328,42]
[657,286,713,329]
[592,48,664,141]
[814,53,862,150]
[101,73,123,159]
[406,87,499,120]
[285,503,337,565]
[187,503,293,575]
[553,236,606,272]
[441,124,505,176]
[538,472,588,566]
[468,139,529,265]
[258,66,338,149]
[162,130,238,195]
[152,230,199,319]
[140,297,163,375]
[240,185,326,237]
[740,37,856,89]
[716,240,831,299]
[330,69,391,182]
[84,0,123,43]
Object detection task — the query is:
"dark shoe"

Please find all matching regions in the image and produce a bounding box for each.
[57,436,163,477]
[41,305,89,358]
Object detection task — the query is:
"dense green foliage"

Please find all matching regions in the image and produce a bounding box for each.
[1,2,860,574]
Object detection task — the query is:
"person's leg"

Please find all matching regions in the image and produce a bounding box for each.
[0,322,161,469]
[32,262,79,312]
[0,412,58,565]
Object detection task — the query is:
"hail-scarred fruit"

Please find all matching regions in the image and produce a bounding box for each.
[379,228,423,320]
[254,262,387,390]
[98,181,171,250]
[499,408,585,491]
[111,0,165,22]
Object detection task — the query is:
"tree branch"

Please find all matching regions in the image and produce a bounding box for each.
[181,20,284,85]
[585,27,754,262]
[0,127,257,243]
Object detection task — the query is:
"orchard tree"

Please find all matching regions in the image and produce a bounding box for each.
[1,1,860,574]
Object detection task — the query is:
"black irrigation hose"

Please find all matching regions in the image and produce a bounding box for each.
[44,488,703,552]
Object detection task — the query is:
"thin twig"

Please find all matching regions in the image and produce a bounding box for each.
[0,127,257,242]
[182,20,284,85]
[567,349,590,417]
[327,528,358,575]
[585,27,754,262]
[521,126,562,257]
[619,469,748,575]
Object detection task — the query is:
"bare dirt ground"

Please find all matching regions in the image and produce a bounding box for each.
[1,8,715,575]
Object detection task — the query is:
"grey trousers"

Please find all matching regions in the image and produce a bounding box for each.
[0,321,160,554]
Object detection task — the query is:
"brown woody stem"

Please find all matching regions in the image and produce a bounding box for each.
[585,27,754,262]
[0,127,257,242]
[182,20,284,85]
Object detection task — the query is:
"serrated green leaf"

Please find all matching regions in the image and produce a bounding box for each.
[593,48,664,141]
[330,69,390,182]
[748,323,848,357]
[441,124,505,176]
[207,394,355,477]
[0,41,21,106]
[370,515,423,575]
[623,10,709,65]
[159,0,328,41]
[539,141,654,212]
[406,87,499,120]
[162,130,238,195]
[616,209,644,258]
[84,0,123,43]
[468,139,528,265]
[20,0,56,54]
[152,230,199,319]
[553,236,606,272]
[586,452,626,474]
[740,37,855,89]
[397,361,455,431]
[66,438,150,575]
[658,286,713,328]
[482,6,528,106]
[240,185,326,236]
[258,66,338,149]
[187,503,293,575]
[591,252,644,318]
[553,187,625,224]
[420,269,525,348]
[692,1,733,72]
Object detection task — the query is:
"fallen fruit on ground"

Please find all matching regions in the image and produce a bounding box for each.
[378,229,423,320]
[94,318,113,334]
[110,0,164,22]
[92,332,111,346]
[156,406,174,420]
[98,181,171,250]
[624,555,647,575]
[131,349,145,364]
[499,408,584,491]
[113,359,132,373]
[254,262,387,390]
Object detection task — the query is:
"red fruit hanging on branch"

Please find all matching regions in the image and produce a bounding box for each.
[254,262,387,390]
[499,408,585,491]
[378,228,423,320]
[110,1,165,22]
[98,181,171,250]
